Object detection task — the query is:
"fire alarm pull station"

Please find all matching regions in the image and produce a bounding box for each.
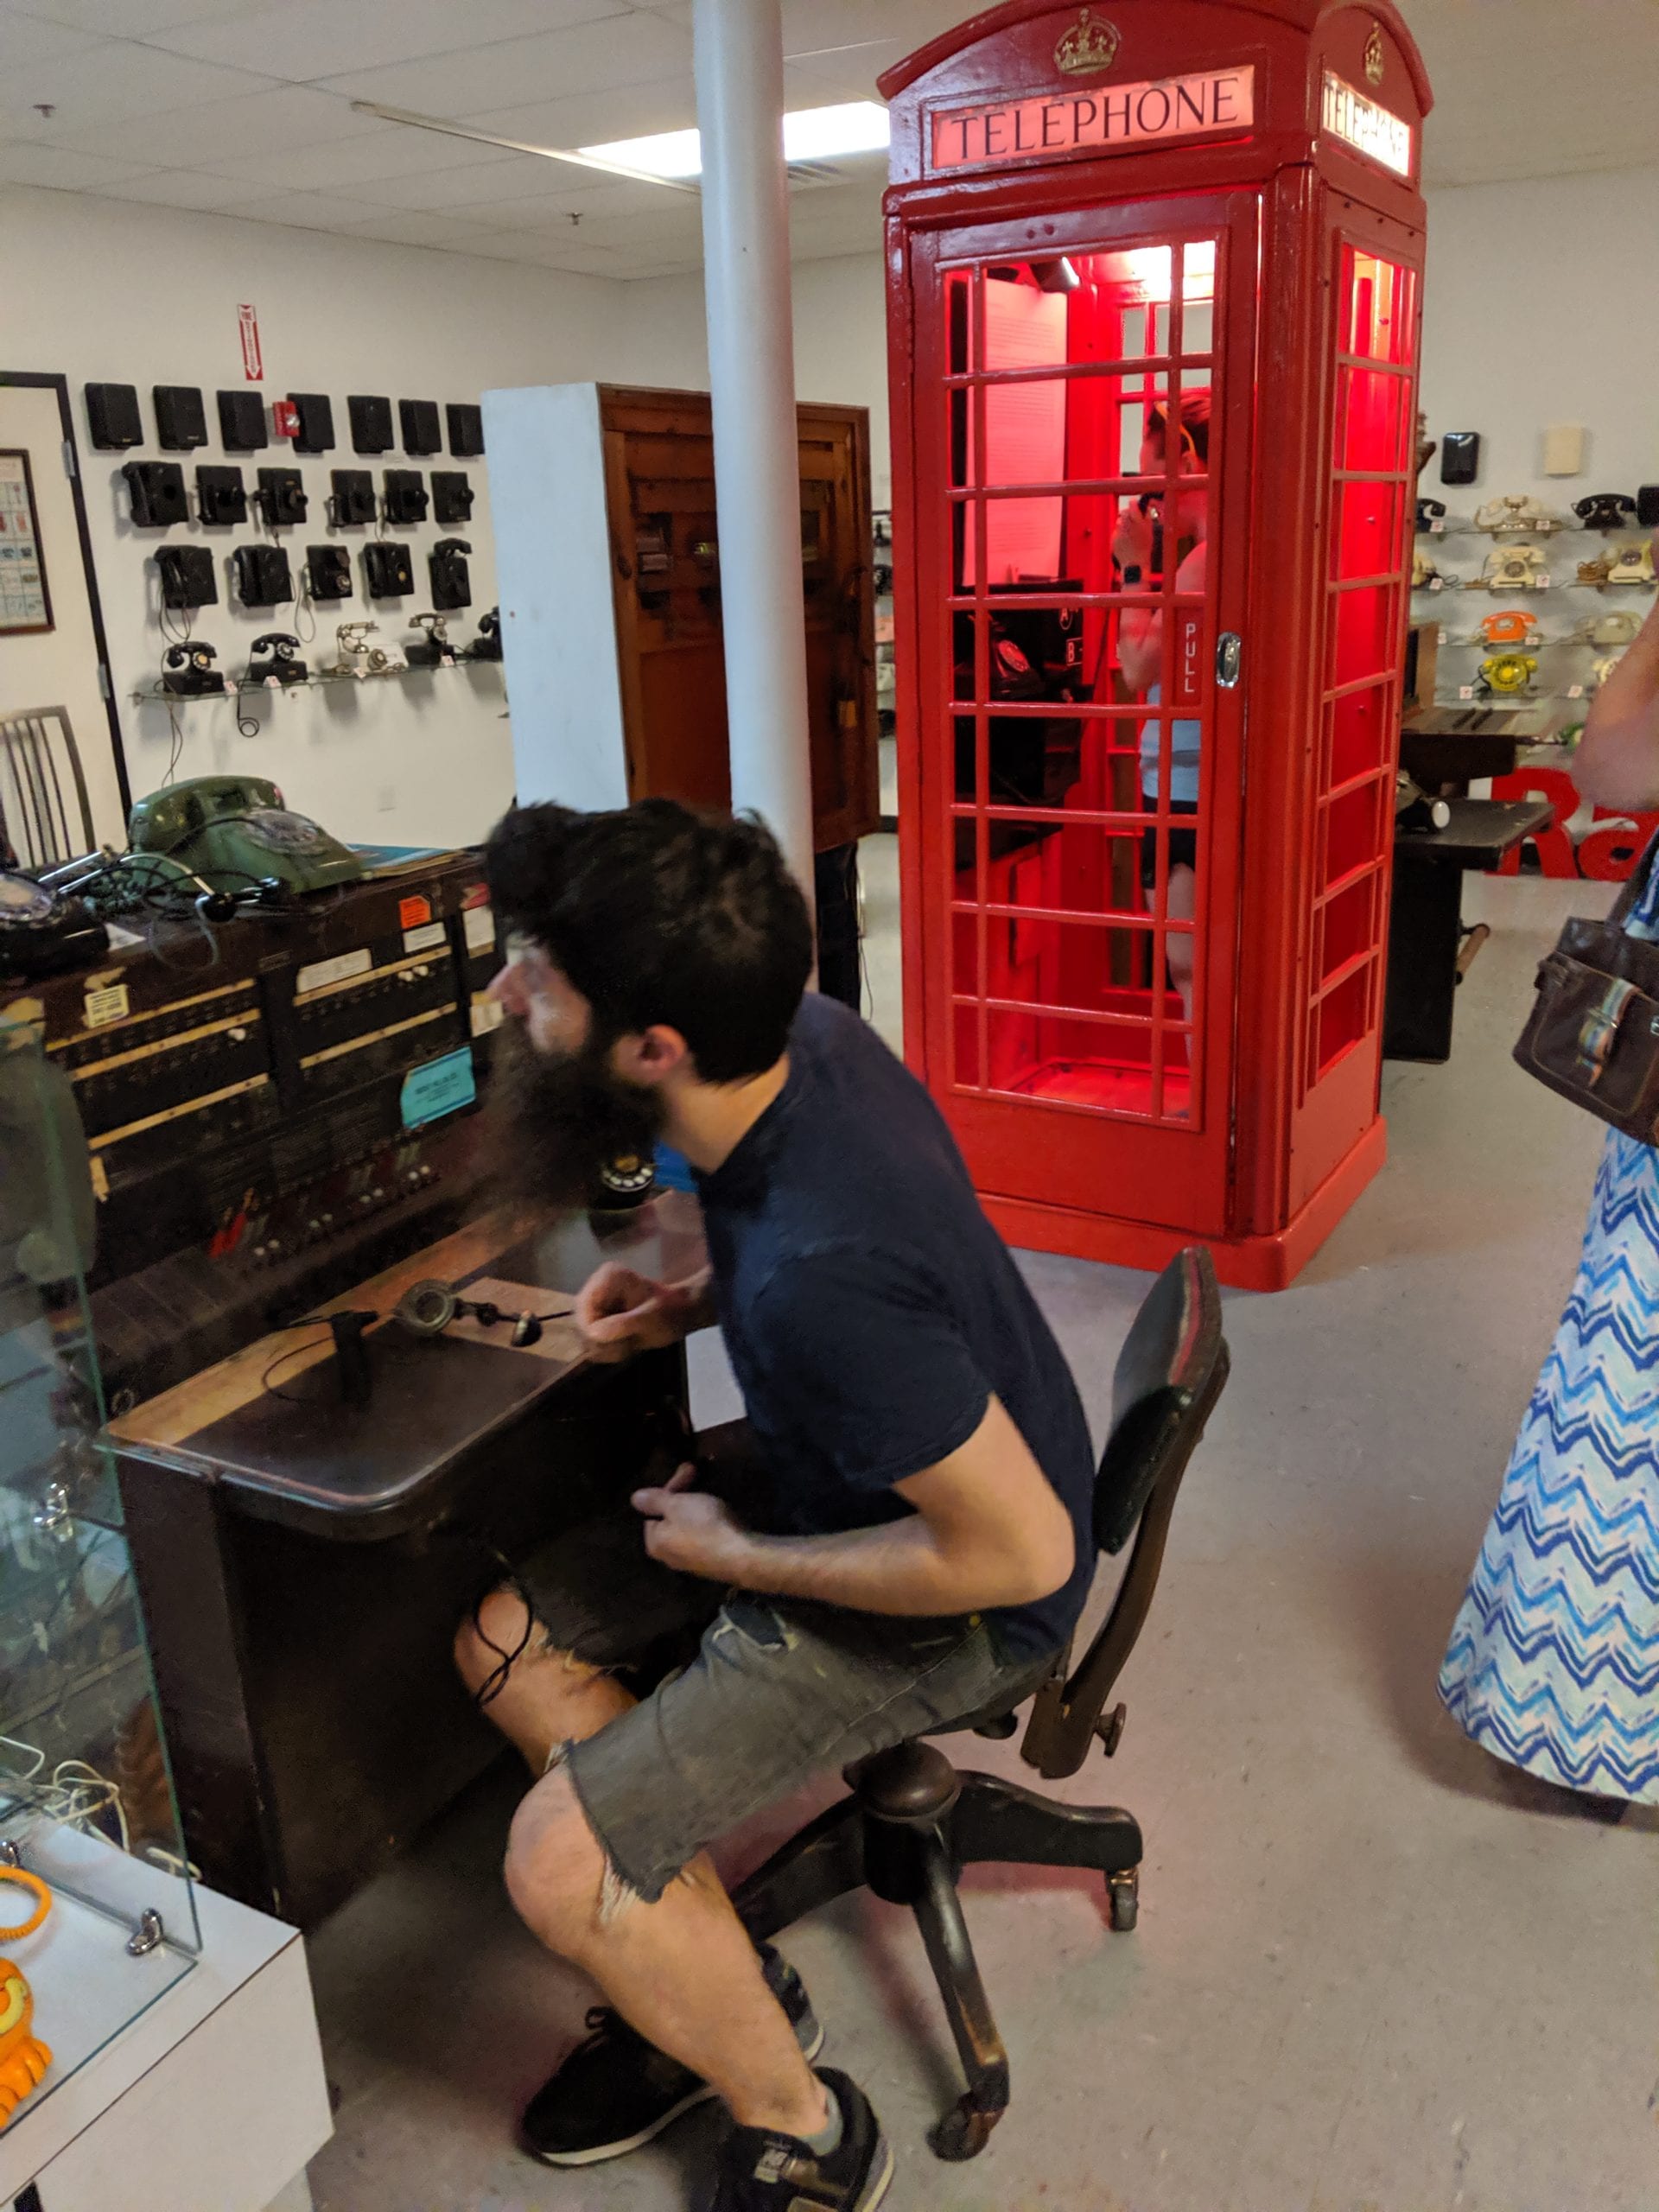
[881,0,1432,1288]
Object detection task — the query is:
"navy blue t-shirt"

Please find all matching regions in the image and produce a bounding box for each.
[695,995,1096,1659]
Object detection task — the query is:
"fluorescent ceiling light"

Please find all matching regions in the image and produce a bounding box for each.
[581,101,890,181]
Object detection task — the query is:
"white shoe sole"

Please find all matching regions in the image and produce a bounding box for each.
[528,2016,827,2168]
[855,2133,896,2210]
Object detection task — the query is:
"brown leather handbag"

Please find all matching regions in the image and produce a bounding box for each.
[1514,833,1659,1142]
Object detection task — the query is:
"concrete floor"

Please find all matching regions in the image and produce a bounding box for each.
[305,861,1659,2212]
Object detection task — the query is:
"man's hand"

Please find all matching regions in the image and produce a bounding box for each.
[1111,498,1154,572]
[632,1465,753,1581]
[575,1263,712,1363]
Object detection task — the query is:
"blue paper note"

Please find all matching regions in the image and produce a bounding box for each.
[400,1046,477,1129]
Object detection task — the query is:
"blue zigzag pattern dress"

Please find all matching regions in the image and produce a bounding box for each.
[1440,866,1659,1802]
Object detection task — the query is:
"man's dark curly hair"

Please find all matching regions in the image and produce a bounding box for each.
[484,798,814,1083]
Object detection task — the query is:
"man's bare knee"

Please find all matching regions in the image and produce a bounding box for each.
[454,1585,539,1693]
[505,1770,611,1956]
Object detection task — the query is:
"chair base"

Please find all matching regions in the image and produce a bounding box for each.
[732,1745,1144,2160]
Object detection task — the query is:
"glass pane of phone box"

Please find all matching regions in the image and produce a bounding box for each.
[1,1022,200,2114]
[947,243,1211,1124]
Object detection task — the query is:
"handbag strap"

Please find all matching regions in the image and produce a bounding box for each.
[1608,825,1659,932]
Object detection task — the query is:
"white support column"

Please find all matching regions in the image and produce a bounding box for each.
[692,0,817,902]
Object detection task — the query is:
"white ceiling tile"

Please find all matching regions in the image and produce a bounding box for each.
[39,80,378,162]
[3,39,276,137]
[435,175,679,227]
[10,0,270,30]
[226,128,524,190]
[0,137,157,187]
[335,207,507,248]
[346,151,611,211]
[560,197,703,249]
[241,186,413,230]
[779,0,956,65]
[321,12,692,114]
[0,6,100,66]
[456,74,697,152]
[140,0,626,76]
[465,230,622,270]
[617,257,701,281]
[95,165,270,210]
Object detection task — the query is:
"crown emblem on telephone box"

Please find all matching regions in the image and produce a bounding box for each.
[1055,8,1122,76]
[1363,23,1386,83]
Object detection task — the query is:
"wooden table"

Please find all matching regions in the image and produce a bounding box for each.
[108,1193,704,1928]
[1384,798,1554,1064]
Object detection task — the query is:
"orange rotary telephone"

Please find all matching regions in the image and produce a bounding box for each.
[1478,610,1540,648]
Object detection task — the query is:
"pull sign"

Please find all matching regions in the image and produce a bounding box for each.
[238,302,263,382]
[1173,608,1206,710]
[1216,633,1243,689]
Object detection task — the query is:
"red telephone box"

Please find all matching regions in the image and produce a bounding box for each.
[881,1,1432,1289]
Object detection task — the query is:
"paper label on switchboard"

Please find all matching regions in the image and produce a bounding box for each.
[296,947,372,995]
[84,983,130,1029]
[463,905,496,954]
[400,1046,477,1128]
[471,996,504,1037]
[403,920,448,955]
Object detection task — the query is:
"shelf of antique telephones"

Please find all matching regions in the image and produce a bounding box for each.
[131,657,505,705]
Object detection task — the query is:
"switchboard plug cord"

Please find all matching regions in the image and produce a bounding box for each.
[436,1529,542,1712]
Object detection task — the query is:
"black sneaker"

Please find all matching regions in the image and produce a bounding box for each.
[521,1943,823,2166]
[709,2069,892,2211]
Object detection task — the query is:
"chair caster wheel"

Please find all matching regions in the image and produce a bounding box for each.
[1108,1868,1140,1932]
[928,2094,1001,2161]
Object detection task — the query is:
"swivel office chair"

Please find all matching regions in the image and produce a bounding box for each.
[733,1247,1230,2160]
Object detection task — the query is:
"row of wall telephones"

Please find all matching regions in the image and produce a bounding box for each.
[155,538,472,612]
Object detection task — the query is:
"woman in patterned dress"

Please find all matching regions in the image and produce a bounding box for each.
[1440,539,1659,1804]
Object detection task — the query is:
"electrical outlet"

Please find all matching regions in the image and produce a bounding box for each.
[376,785,396,812]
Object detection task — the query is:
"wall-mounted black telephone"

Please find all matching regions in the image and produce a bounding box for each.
[304,545,353,601]
[256,467,308,528]
[123,461,188,529]
[156,543,218,610]
[329,469,377,526]
[234,543,293,608]
[364,542,415,598]
[429,537,472,610]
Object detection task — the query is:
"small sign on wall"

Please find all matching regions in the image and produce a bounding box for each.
[238,302,263,382]
[0,449,52,634]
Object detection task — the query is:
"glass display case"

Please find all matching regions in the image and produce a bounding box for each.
[0,1007,199,2128]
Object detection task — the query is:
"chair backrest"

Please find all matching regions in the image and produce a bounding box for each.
[0,708,94,870]
[1020,1247,1229,1780]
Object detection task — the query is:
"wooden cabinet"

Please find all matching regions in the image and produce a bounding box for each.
[486,383,878,853]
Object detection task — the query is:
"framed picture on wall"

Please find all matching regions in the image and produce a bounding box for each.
[0,448,53,634]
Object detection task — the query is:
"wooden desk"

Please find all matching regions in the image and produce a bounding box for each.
[1384,798,1554,1064]
[108,1194,704,1927]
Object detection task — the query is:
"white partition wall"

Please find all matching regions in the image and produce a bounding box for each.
[480,382,631,816]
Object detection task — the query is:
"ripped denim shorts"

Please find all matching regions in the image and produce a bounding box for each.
[514,1427,1059,1910]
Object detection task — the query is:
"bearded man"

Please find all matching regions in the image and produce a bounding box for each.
[457,798,1095,2212]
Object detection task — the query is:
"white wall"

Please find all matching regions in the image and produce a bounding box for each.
[0,186,636,850]
[619,253,894,505]
[1419,168,1659,503]
[621,162,1659,519]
